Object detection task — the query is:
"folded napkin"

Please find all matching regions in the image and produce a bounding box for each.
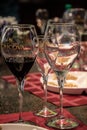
[1,72,87,107]
[0,110,87,130]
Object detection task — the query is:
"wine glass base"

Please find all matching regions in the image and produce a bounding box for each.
[35,107,57,118]
[46,117,79,129]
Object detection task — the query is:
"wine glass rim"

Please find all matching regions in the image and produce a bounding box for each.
[3,24,35,28]
[69,8,85,11]
[47,22,77,26]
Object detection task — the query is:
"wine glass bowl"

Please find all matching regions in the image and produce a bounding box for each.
[45,36,79,72]
[1,24,38,122]
[44,23,80,129]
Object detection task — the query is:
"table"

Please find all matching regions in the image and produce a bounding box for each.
[0,61,87,129]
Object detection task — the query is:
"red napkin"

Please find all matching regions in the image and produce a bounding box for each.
[1,73,87,129]
[1,72,87,107]
[0,110,87,130]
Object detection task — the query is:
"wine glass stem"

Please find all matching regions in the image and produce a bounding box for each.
[18,88,23,121]
[43,75,48,109]
[18,80,24,122]
[58,77,65,117]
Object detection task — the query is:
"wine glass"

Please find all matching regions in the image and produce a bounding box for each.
[62,8,85,34]
[84,10,87,30]
[79,32,87,70]
[1,24,38,122]
[35,9,49,35]
[34,35,57,117]
[44,23,80,129]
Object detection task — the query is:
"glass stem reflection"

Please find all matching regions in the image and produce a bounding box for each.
[17,79,24,122]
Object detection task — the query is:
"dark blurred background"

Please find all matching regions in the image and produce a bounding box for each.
[0,0,87,32]
[19,0,87,24]
[0,0,87,22]
[0,0,87,63]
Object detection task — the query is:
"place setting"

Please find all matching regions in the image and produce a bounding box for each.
[0,21,87,130]
[0,0,87,129]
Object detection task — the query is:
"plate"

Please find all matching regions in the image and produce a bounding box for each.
[40,71,87,94]
[0,123,48,130]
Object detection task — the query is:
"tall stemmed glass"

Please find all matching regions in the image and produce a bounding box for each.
[44,23,80,129]
[1,24,38,122]
[34,35,57,117]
